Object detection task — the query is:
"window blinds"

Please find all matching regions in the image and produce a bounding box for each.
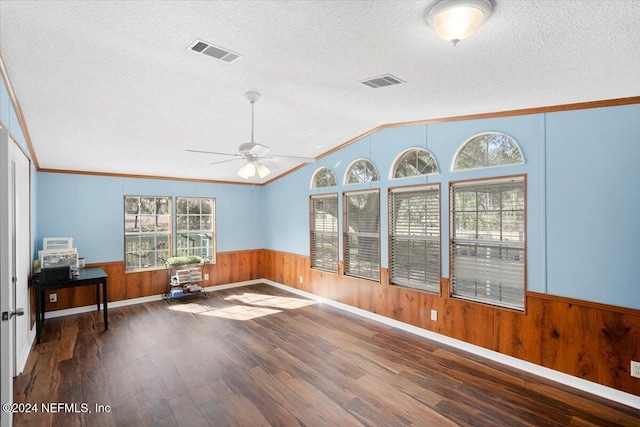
[389,186,440,292]
[310,194,339,273]
[450,178,525,310]
[343,190,380,281]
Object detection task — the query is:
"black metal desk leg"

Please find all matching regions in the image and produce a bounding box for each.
[35,289,42,344]
[96,283,100,311]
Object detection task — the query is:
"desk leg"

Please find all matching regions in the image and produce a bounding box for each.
[103,279,108,330]
[96,284,100,311]
[35,289,42,344]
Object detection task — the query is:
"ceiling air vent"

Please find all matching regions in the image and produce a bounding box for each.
[189,39,241,63]
[359,74,405,88]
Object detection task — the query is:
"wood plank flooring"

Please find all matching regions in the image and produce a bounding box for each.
[13,284,640,426]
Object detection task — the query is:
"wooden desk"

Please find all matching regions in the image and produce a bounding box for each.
[35,267,108,344]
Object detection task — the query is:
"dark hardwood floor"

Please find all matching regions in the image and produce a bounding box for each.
[13,284,640,426]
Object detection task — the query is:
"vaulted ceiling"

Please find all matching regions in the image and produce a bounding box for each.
[1,1,638,183]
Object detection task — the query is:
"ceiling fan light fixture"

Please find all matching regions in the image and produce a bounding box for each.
[256,162,270,179]
[426,0,493,45]
[237,161,256,179]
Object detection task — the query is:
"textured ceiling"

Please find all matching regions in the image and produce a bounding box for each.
[0,1,639,183]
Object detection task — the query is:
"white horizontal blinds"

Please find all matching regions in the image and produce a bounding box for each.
[451,178,525,310]
[389,186,440,292]
[310,194,339,273]
[124,196,172,271]
[344,190,380,281]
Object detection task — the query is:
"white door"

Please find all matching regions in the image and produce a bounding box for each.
[12,137,31,374]
[1,129,30,427]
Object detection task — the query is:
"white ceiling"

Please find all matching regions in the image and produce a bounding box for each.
[1,1,639,184]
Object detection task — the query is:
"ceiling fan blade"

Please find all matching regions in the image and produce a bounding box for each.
[267,154,316,162]
[248,143,270,157]
[209,158,244,166]
[186,149,243,158]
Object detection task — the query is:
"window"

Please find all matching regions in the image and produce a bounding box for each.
[393,148,439,178]
[389,185,440,292]
[343,190,380,280]
[176,197,216,260]
[311,167,337,188]
[345,159,379,184]
[310,194,339,273]
[453,133,524,171]
[124,196,171,271]
[450,177,526,310]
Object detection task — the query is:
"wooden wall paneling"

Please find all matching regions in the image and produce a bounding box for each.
[541,299,595,383]
[371,279,389,318]
[597,311,639,392]
[295,254,308,288]
[125,270,151,300]
[201,262,217,287]
[271,251,284,284]
[494,302,539,365]
[101,262,126,303]
[215,252,232,285]
[149,268,167,296]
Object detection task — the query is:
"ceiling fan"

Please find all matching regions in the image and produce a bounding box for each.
[187,91,315,179]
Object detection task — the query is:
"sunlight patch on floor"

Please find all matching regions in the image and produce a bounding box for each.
[165,291,315,320]
[202,304,281,320]
[224,292,317,309]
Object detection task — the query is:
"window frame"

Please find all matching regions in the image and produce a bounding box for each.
[344,158,379,184]
[449,175,527,311]
[391,147,439,179]
[452,132,524,172]
[310,166,338,189]
[124,195,172,271]
[175,196,217,263]
[309,193,339,273]
[388,184,441,293]
[343,189,381,281]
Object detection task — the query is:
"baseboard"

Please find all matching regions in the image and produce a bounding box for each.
[263,280,640,411]
[40,278,640,410]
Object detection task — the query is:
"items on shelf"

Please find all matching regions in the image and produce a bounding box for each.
[35,237,82,275]
[158,257,208,303]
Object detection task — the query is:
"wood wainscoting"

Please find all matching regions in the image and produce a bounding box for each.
[263,250,640,397]
[37,249,266,313]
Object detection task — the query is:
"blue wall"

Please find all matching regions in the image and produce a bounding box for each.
[263,105,640,310]
[36,173,264,263]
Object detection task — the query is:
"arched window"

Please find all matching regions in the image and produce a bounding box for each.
[345,159,379,184]
[453,133,524,171]
[393,148,439,178]
[311,166,337,188]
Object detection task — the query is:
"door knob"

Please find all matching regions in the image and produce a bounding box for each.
[1,308,25,320]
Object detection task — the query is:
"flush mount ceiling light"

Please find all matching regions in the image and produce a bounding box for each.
[426,0,493,46]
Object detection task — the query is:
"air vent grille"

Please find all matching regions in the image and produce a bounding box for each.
[189,40,242,63]
[360,74,405,88]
